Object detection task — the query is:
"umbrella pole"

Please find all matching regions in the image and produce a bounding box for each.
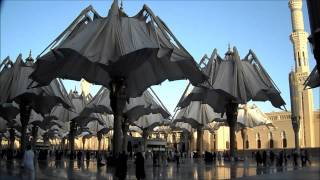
[122,121,129,154]
[31,125,38,150]
[226,103,239,161]
[19,102,31,156]
[196,128,203,158]
[110,80,127,156]
[142,130,149,153]
[8,128,15,160]
[69,121,76,160]
[241,128,247,158]
[97,133,102,152]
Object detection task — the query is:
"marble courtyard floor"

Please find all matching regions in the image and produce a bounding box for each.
[0,158,319,180]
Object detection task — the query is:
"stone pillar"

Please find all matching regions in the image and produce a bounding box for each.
[196,128,203,156]
[110,80,126,155]
[226,103,239,160]
[19,102,31,153]
[292,116,300,151]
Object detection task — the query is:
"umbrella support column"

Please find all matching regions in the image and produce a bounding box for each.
[97,133,102,152]
[31,125,38,150]
[9,128,15,150]
[240,128,247,157]
[19,102,31,156]
[196,128,203,158]
[142,130,148,153]
[69,121,76,160]
[110,80,127,155]
[226,103,238,161]
[8,128,15,160]
[82,137,85,150]
[122,122,129,154]
[183,131,190,157]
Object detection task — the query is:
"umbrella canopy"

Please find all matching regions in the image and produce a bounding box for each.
[133,113,168,131]
[171,122,192,133]
[128,125,143,134]
[0,103,19,121]
[304,66,319,88]
[178,47,286,113]
[173,101,223,129]
[83,87,170,122]
[202,104,274,132]
[0,54,72,115]
[30,0,206,98]
[83,114,113,135]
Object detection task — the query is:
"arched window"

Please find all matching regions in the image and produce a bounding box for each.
[281,131,287,148]
[256,133,261,149]
[269,132,274,148]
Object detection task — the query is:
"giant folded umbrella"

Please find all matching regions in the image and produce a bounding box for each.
[304,66,320,88]
[0,54,73,152]
[172,122,192,133]
[30,1,206,97]
[29,0,205,154]
[133,113,168,132]
[178,48,285,112]
[173,101,223,154]
[174,101,223,129]
[82,87,170,121]
[176,47,285,158]
[0,54,72,114]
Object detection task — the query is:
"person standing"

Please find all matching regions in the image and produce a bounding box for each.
[262,151,267,167]
[135,152,146,180]
[22,145,35,180]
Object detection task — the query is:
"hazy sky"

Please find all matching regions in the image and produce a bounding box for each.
[1,0,319,115]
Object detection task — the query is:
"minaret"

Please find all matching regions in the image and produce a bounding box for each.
[289,0,315,148]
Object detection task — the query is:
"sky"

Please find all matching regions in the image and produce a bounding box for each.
[1,0,319,115]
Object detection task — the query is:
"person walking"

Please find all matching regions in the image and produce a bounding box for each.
[135,152,146,180]
[22,145,35,180]
[305,149,311,166]
[255,151,262,166]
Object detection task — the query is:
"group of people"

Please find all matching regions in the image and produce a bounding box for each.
[254,149,311,167]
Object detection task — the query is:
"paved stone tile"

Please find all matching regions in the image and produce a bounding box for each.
[0,158,319,180]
